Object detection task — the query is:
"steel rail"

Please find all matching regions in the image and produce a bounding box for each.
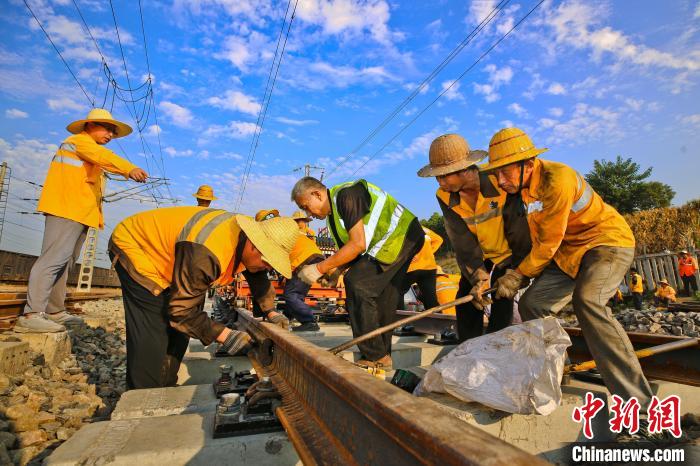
[235,308,546,465]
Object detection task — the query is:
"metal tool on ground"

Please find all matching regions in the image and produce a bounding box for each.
[564,338,699,374]
[213,364,259,398]
[329,287,496,355]
[212,379,284,438]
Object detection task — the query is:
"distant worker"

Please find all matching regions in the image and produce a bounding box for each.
[435,266,460,315]
[16,109,148,333]
[255,209,324,332]
[629,267,644,310]
[291,177,424,369]
[401,227,443,311]
[486,127,656,432]
[678,250,699,297]
[418,134,531,341]
[654,279,677,308]
[193,185,217,207]
[292,209,315,237]
[109,207,298,389]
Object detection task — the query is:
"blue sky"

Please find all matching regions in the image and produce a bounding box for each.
[1,0,699,265]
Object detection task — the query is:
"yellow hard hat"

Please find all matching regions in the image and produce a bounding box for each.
[66,108,133,138]
[482,127,548,171]
[193,185,217,201]
[417,134,487,177]
[291,209,312,222]
[254,209,280,222]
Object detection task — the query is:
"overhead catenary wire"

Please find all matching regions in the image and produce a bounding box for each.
[328,0,512,178]
[350,0,546,176]
[235,0,299,212]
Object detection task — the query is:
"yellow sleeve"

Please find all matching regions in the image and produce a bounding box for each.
[517,171,577,278]
[654,288,662,297]
[72,135,138,178]
[425,228,443,254]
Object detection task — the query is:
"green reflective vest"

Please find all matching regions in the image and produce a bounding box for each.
[328,180,416,264]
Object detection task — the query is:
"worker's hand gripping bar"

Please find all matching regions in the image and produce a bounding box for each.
[329,287,497,355]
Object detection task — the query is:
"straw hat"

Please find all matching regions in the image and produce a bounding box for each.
[483,127,548,171]
[66,108,133,138]
[291,209,312,222]
[254,209,280,222]
[236,214,298,278]
[680,250,689,255]
[193,185,217,201]
[417,134,487,177]
[658,278,669,285]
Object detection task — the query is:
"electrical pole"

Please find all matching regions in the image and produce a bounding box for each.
[0,162,10,247]
[293,164,325,181]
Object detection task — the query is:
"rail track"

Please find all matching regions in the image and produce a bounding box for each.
[235,307,544,465]
[0,290,121,330]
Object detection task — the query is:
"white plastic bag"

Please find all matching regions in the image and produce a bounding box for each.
[416,317,571,415]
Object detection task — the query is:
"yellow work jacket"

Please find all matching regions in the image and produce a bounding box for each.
[655,285,676,302]
[408,227,443,272]
[110,207,241,294]
[436,272,459,315]
[302,225,316,237]
[517,159,635,278]
[437,187,511,266]
[290,233,323,271]
[37,132,137,229]
[630,273,644,293]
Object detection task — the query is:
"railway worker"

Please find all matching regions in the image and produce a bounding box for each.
[629,267,644,310]
[417,134,531,341]
[400,226,443,311]
[193,185,217,208]
[654,279,677,308]
[292,209,316,237]
[484,127,655,424]
[16,109,148,333]
[678,250,699,297]
[291,177,424,369]
[109,207,298,389]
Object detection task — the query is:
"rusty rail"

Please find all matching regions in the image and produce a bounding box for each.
[235,308,545,466]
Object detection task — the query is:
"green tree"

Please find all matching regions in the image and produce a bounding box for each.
[420,212,452,255]
[585,156,675,214]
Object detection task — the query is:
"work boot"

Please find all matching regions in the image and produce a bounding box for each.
[46,311,84,326]
[292,321,320,332]
[357,354,393,370]
[14,313,65,333]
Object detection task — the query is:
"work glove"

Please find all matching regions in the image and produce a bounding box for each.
[468,268,492,311]
[264,310,290,330]
[495,269,528,300]
[298,263,323,285]
[220,329,253,356]
[319,268,343,288]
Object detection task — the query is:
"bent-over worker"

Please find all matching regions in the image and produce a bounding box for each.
[654,279,677,307]
[401,226,443,310]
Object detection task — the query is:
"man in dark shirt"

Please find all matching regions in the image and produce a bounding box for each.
[291,177,424,368]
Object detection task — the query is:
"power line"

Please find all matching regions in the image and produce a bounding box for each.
[235,0,299,211]
[351,0,546,177]
[22,0,95,105]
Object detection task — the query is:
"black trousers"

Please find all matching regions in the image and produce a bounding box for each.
[401,269,439,310]
[114,261,189,390]
[344,220,424,361]
[632,292,643,310]
[455,262,513,342]
[682,275,699,296]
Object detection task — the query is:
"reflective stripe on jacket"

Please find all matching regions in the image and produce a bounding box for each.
[630,273,644,293]
[408,227,443,272]
[437,184,511,266]
[37,132,137,229]
[328,179,416,264]
[436,273,459,315]
[679,256,699,277]
[516,159,635,279]
[110,207,241,294]
[290,233,323,271]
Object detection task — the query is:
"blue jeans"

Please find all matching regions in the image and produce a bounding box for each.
[283,277,315,323]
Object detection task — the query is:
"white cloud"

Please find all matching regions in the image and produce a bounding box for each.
[473,64,513,102]
[146,124,162,137]
[213,31,273,71]
[507,102,527,117]
[159,101,194,127]
[543,103,622,145]
[678,114,700,128]
[5,109,28,119]
[538,118,558,128]
[207,90,261,116]
[274,117,319,126]
[623,98,644,111]
[441,80,464,101]
[164,146,194,157]
[46,97,87,113]
[296,0,395,45]
[202,121,260,140]
[546,82,566,95]
[548,107,564,117]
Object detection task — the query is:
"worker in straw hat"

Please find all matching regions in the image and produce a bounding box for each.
[15,108,148,334]
[654,278,677,308]
[193,185,217,207]
[291,177,424,369]
[109,207,299,389]
[484,127,658,440]
[292,209,316,237]
[417,133,531,341]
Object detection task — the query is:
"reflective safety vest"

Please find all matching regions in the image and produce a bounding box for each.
[679,256,698,277]
[110,207,242,295]
[436,187,511,265]
[630,273,643,293]
[328,180,416,264]
[38,132,137,229]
